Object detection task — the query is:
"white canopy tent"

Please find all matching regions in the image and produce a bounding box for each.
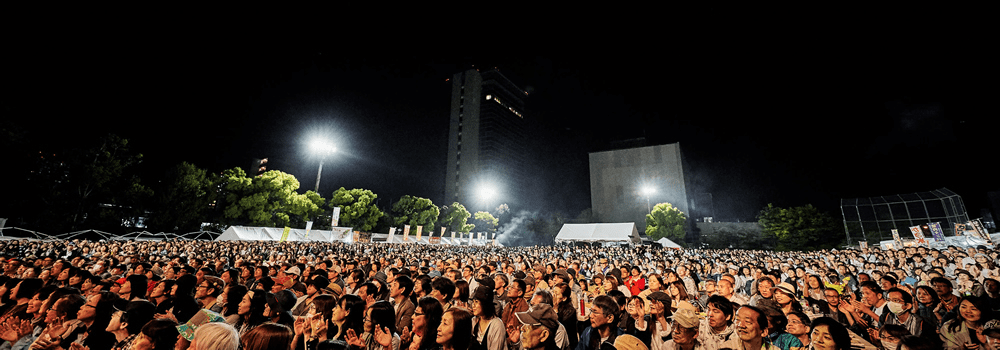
[216,226,354,243]
[656,237,683,249]
[554,223,640,245]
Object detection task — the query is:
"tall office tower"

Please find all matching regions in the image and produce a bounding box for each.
[444,68,527,212]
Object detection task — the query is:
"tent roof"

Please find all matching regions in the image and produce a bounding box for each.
[555,223,640,243]
[656,237,682,248]
[216,226,353,242]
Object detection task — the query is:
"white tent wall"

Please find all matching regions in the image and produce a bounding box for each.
[555,223,640,244]
[216,226,354,243]
[656,237,682,248]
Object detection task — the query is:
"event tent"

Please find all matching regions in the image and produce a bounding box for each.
[656,237,683,249]
[554,223,640,245]
[216,226,354,243]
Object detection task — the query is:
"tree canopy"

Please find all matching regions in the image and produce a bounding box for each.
[645,202,687,246]
[391,195,440,233]
[439,202,474,234]
[472,211,498,234]
[221,168,307,227]
[147,162,218,232]
[757,203,841,251]
[329,187,383,232]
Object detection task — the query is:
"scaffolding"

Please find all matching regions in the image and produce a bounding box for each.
[840,188,969,244]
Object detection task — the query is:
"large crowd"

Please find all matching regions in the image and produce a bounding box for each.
[1,238,999,350]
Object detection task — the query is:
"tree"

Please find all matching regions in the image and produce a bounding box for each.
[645,203,687,246]
[221,169,304,227]
[147,162,219,232]
[439,202,474,235]
[472,211,498,235]
[390,195,440,234]
[61,134,151,232]
[329,187,383,232]
[287,190,326,228]
[757,203,841,251]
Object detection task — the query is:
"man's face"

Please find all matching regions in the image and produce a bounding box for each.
[389,281,403,299]
[734,307,765,342]
[359,285,372,302]
[507,283,523,299]
[933,282,952,297]
[671,322,698,345]
[824,290,841,307]
[707,303,730,329]
[77,295,99,322]
[520,324,548,349]
[196,282,211,299]
[589,306,612,329]
[861,287,881,306]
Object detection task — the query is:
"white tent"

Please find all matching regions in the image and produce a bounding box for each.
[655,237,683,249]
[554,223,640,244]
[216,226,354,243]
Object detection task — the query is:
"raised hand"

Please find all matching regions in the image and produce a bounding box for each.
[374,326,393,347]
[345,329,365,348]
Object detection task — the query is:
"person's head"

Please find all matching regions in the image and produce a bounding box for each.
[809,317,851,350]
[859,281,883,306]
[437,307,473,350]
[589,295,619,330]
[335,294,366,336]
[197,276,224,300]
[950,296,993,332]
[391,275,414,300]
[133,319,180,350]
[706,295,734,330]
[431,277,455,304]
[49,293,85,323]
[785,311,811,337]
[877,324,910,350]
[515,303,559,350]
[415,296,444,347]
[756,277,774,298]
[365,300,397,335]
[734,306,767,343]
[240,322,293,350]
[886,288,913,316]
[931,276,953,297]
[190,322,239,350]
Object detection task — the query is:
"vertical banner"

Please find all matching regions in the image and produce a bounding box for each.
[451,231,456,240]
[389,227,396,243]
[955,223,967,237]
[928,222,945,241]
[280,226,291,242]
[972,219,993,245]
[404,225,411,241]
[859,241,868,249]
[416,226,423,242]
[909,226,927,246]
[331,207,341,227]
[305,221,313,240]
[891,229,903,249]
[441,227,447,237]
[468,231,473,245]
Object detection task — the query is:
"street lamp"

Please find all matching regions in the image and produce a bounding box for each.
[478,184,497,212]
[641,186,656,213]
[310,139,337,192]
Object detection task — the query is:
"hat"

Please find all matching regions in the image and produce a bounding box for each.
[514,303,559,330]
[984,319,1000,338]
[323,283,343,298]
[523,275,536,287]
[176,309,226,341]
[308,275,330,288]
[773,282,796,298]
[554,269,571,282]
[613,334,649,350]
[472,285,494,301]
[673,301,699,328]
[646,291,670,302]
[285,266,301,275]
[513,271,527,280]
[477,276,496,291]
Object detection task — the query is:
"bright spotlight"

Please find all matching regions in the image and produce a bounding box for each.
[310,139,337,155]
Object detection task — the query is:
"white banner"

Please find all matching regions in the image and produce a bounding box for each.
[389,227,396,243]
[332,207,341,227]
[305,221,313,239]
[441,227,447,237]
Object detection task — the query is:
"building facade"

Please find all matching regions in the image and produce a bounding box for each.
[444,69,527,212]
[589,143,691,234]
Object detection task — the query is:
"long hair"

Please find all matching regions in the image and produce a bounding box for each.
[125,275,147,300]
[336,294,366,340]
[368,300,397,336]
[915,285,940,307]
[91,291,119,333]
[237,289,270,333]
[224,284,248,317]
[947,296,993,333]
[241,322,293,350]
[417,296,443,350]
[442,308,474,350]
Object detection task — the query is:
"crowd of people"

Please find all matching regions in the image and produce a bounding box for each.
[1,238,1000,350]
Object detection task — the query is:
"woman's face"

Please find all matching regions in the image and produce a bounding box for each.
[45,299,63,324]
[471,299,485,317]
[238,292,253,315]
[916,288,933,304]
[57,268,70,281]
[26,294,44,314]
[331,300,347,323]
[810,324,836,350]
[413,306,426,330]
[69,274,81,286]
[436,312,454,345]
[603,280,613,291]
[651,300,665,316]
[363,308,373,332]
[960,300,982,323]
[649,277,661,291]
[809,276,821,288]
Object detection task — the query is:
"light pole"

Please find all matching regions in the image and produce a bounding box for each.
[642,186,656,213]
[311,139,337,192]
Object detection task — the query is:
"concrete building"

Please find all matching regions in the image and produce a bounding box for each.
[444,69,528,212]
[589,143,691,235]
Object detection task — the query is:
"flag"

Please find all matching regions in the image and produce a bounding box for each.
[891,229,903,249]
[928,222,945,241]
[416,226,423,242]
[389,227,396,243]
[331,207,341,227]
[404,225,410,241]
[280,226,291,242]
[305,221,313,240]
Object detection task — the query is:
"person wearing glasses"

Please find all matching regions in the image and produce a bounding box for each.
[195,276,225,312]
[880,288,936,346]
[575,295,623,350]
[513,303,561,350]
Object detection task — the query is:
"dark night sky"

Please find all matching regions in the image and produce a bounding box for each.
[4,45,998,223]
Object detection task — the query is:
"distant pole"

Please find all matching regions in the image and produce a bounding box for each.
[314,159,324,192]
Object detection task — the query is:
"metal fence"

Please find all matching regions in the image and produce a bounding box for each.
[840,188,969,244]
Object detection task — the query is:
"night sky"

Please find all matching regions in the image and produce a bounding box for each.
[4,48,997,223]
